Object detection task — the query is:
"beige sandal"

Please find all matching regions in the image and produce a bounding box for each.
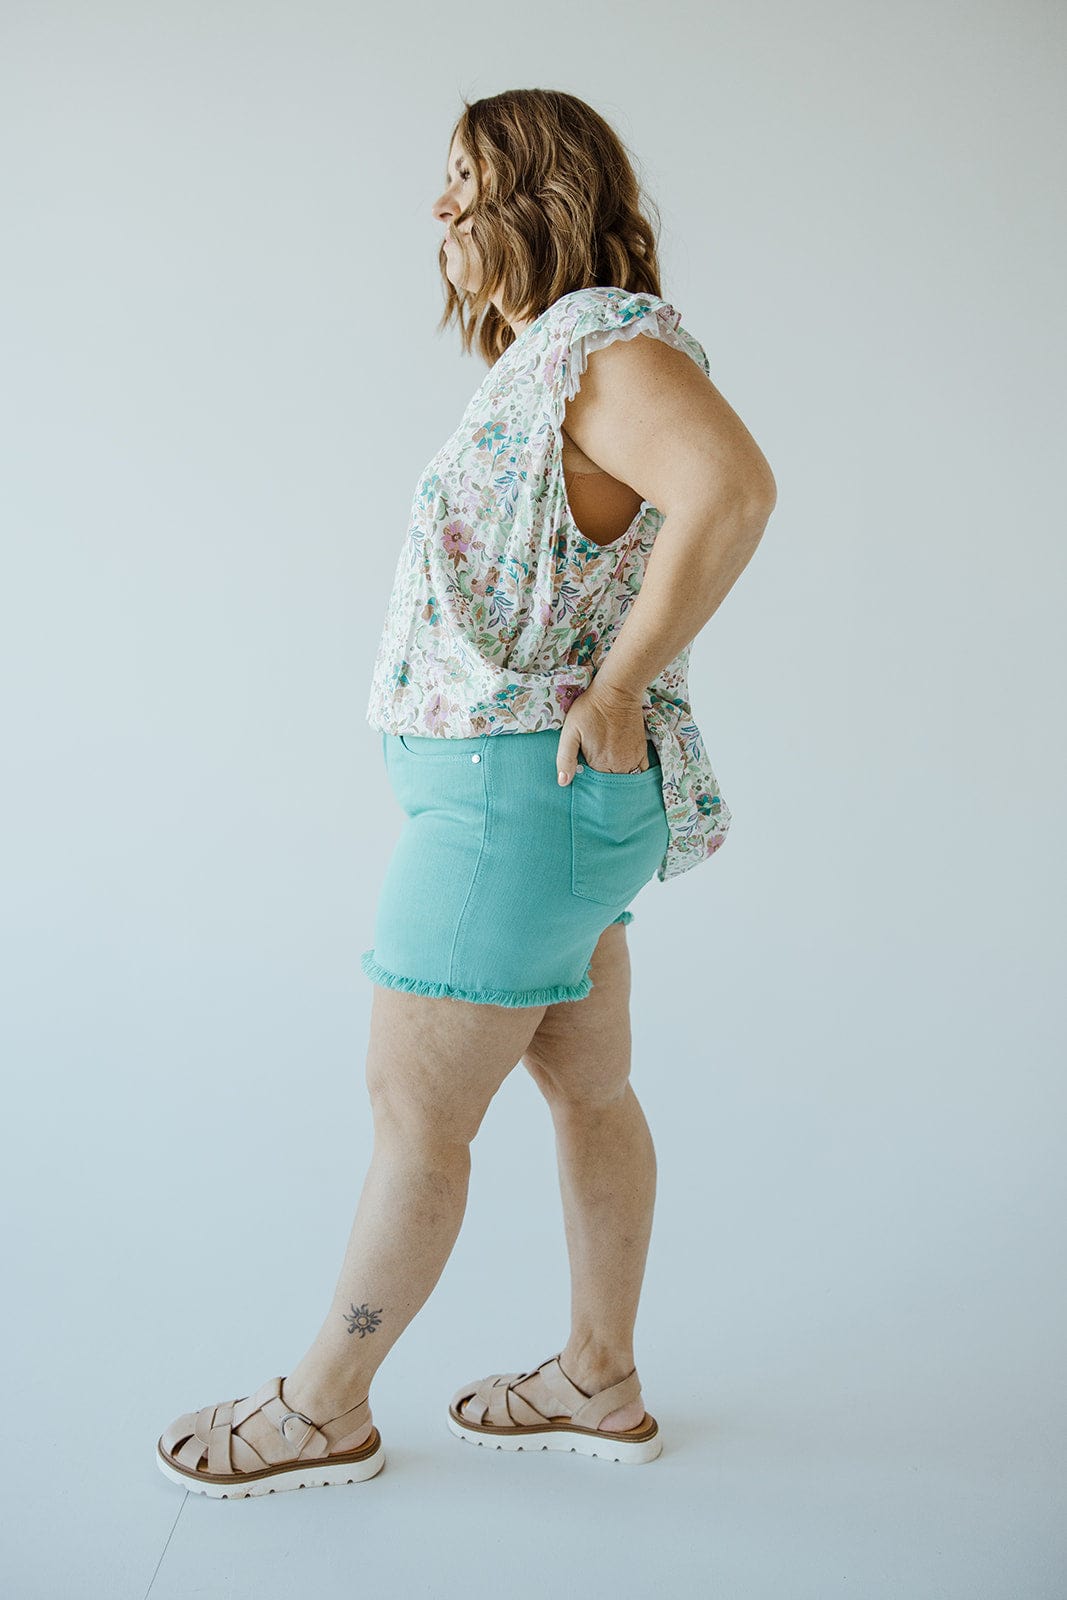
[156,1374,385,1498]
[447,1352,662,1464]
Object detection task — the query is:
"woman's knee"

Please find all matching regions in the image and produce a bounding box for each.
[363,988,541,1145]
[524,1053,633,1114]
[365,1055,491,1146]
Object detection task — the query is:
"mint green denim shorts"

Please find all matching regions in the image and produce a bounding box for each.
[360,727,668,1008]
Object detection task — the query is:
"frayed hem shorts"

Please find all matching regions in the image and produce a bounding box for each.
[360,727,669,1009]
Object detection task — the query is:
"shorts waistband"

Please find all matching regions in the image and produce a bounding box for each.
[383,727,659,766]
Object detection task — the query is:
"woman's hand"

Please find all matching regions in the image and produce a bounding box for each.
[557,681,649,784]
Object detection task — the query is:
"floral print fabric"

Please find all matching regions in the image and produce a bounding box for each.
[364,284,731,882]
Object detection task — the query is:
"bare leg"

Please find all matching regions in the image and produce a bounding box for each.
[460,920,654,1432]
[258,985,551,1453]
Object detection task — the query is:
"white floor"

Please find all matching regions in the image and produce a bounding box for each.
[6,1311,1064,1600]
[4,927,1064,1598]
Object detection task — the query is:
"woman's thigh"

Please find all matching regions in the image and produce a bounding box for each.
[364,984,550,1144]
[521,920,633,1108]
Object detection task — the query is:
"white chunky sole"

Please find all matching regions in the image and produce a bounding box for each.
[446,1410,662,1464]
[155,1435,386,1498]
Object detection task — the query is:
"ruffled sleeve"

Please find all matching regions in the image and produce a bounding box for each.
[549,286,711,427]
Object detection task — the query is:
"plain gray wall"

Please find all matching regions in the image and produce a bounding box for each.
[1,2,1064,1597]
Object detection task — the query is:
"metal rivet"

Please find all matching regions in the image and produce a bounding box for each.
[471,752,481,763]
[575,763,584,773]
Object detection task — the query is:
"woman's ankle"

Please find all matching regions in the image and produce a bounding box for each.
[558,1343,637,1393]
[282,1364,372,1425]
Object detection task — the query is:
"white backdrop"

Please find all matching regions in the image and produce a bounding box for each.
[1,2,1064,1597]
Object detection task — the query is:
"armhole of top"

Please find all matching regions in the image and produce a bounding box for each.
[541,293,712,550]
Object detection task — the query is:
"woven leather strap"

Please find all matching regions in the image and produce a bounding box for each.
[458,1354,641,1430]
[162,1375,371,1476]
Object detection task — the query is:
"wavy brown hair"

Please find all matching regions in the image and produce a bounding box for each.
[437,89,663,368]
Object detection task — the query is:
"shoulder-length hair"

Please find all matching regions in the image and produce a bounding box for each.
[438,89,663,368]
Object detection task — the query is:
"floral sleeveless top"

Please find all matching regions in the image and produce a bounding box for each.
[364,284,732,882]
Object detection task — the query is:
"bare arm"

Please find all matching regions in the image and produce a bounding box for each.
[556,330,776,777]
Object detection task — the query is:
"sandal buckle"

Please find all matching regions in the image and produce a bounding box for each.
[277,1408,315,1444]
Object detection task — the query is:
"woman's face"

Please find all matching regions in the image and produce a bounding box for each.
[431,137,532,337]
[432,138,482,295]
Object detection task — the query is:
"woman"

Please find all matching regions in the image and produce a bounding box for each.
[156,88,776,1497]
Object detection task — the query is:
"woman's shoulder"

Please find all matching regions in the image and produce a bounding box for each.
[542,284,676,335]
[533,285,710,406]
[542,285,705,369]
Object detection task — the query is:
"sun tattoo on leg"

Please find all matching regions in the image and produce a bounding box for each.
[343,1302,383,1337]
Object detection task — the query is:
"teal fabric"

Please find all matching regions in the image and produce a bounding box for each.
[361,727,667,1007]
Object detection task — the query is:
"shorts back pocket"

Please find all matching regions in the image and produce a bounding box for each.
[569,764,668,907]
